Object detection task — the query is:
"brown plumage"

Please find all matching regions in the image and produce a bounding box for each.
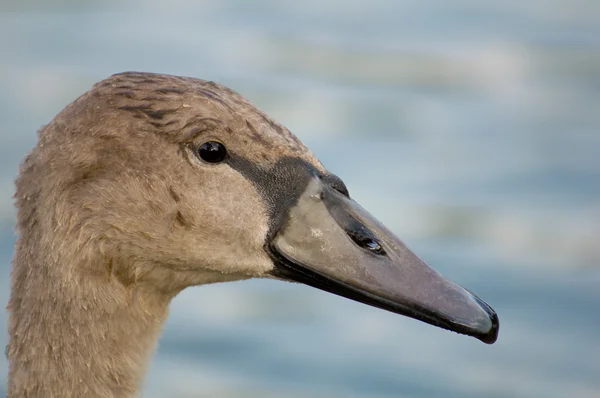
[8,72,323,397]
[7,71,499,398]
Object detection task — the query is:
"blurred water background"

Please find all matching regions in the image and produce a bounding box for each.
[1,1,599,397]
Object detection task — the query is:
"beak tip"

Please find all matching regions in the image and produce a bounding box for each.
[478,310,499,344]
[471,293,500,344]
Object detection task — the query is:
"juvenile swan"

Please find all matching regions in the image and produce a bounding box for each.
[8,72,498,397]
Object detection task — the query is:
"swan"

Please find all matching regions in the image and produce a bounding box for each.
[7,72,498,397]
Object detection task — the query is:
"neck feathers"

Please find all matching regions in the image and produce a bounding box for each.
[7,219,169,398]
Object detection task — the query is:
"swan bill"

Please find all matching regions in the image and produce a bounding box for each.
[269,177,499,344]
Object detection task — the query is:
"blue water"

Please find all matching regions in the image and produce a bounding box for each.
[1,1,599,397]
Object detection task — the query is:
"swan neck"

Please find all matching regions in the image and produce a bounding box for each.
[7,237,169,398]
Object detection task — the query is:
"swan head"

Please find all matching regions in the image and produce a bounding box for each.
[19,72,498,344]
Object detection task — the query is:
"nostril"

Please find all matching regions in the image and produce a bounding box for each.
[347,229,386,256]
[364,239,384,254]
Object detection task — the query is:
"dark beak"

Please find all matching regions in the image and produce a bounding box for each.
[269,177,499,344]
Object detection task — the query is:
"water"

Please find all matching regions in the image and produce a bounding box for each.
[1,1,599,397]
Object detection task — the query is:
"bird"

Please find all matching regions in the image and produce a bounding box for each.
[6,72,498,398]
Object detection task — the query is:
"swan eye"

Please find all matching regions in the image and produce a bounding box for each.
[197,141,228,163]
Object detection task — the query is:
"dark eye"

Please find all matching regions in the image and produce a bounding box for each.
[197,141,227,163]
